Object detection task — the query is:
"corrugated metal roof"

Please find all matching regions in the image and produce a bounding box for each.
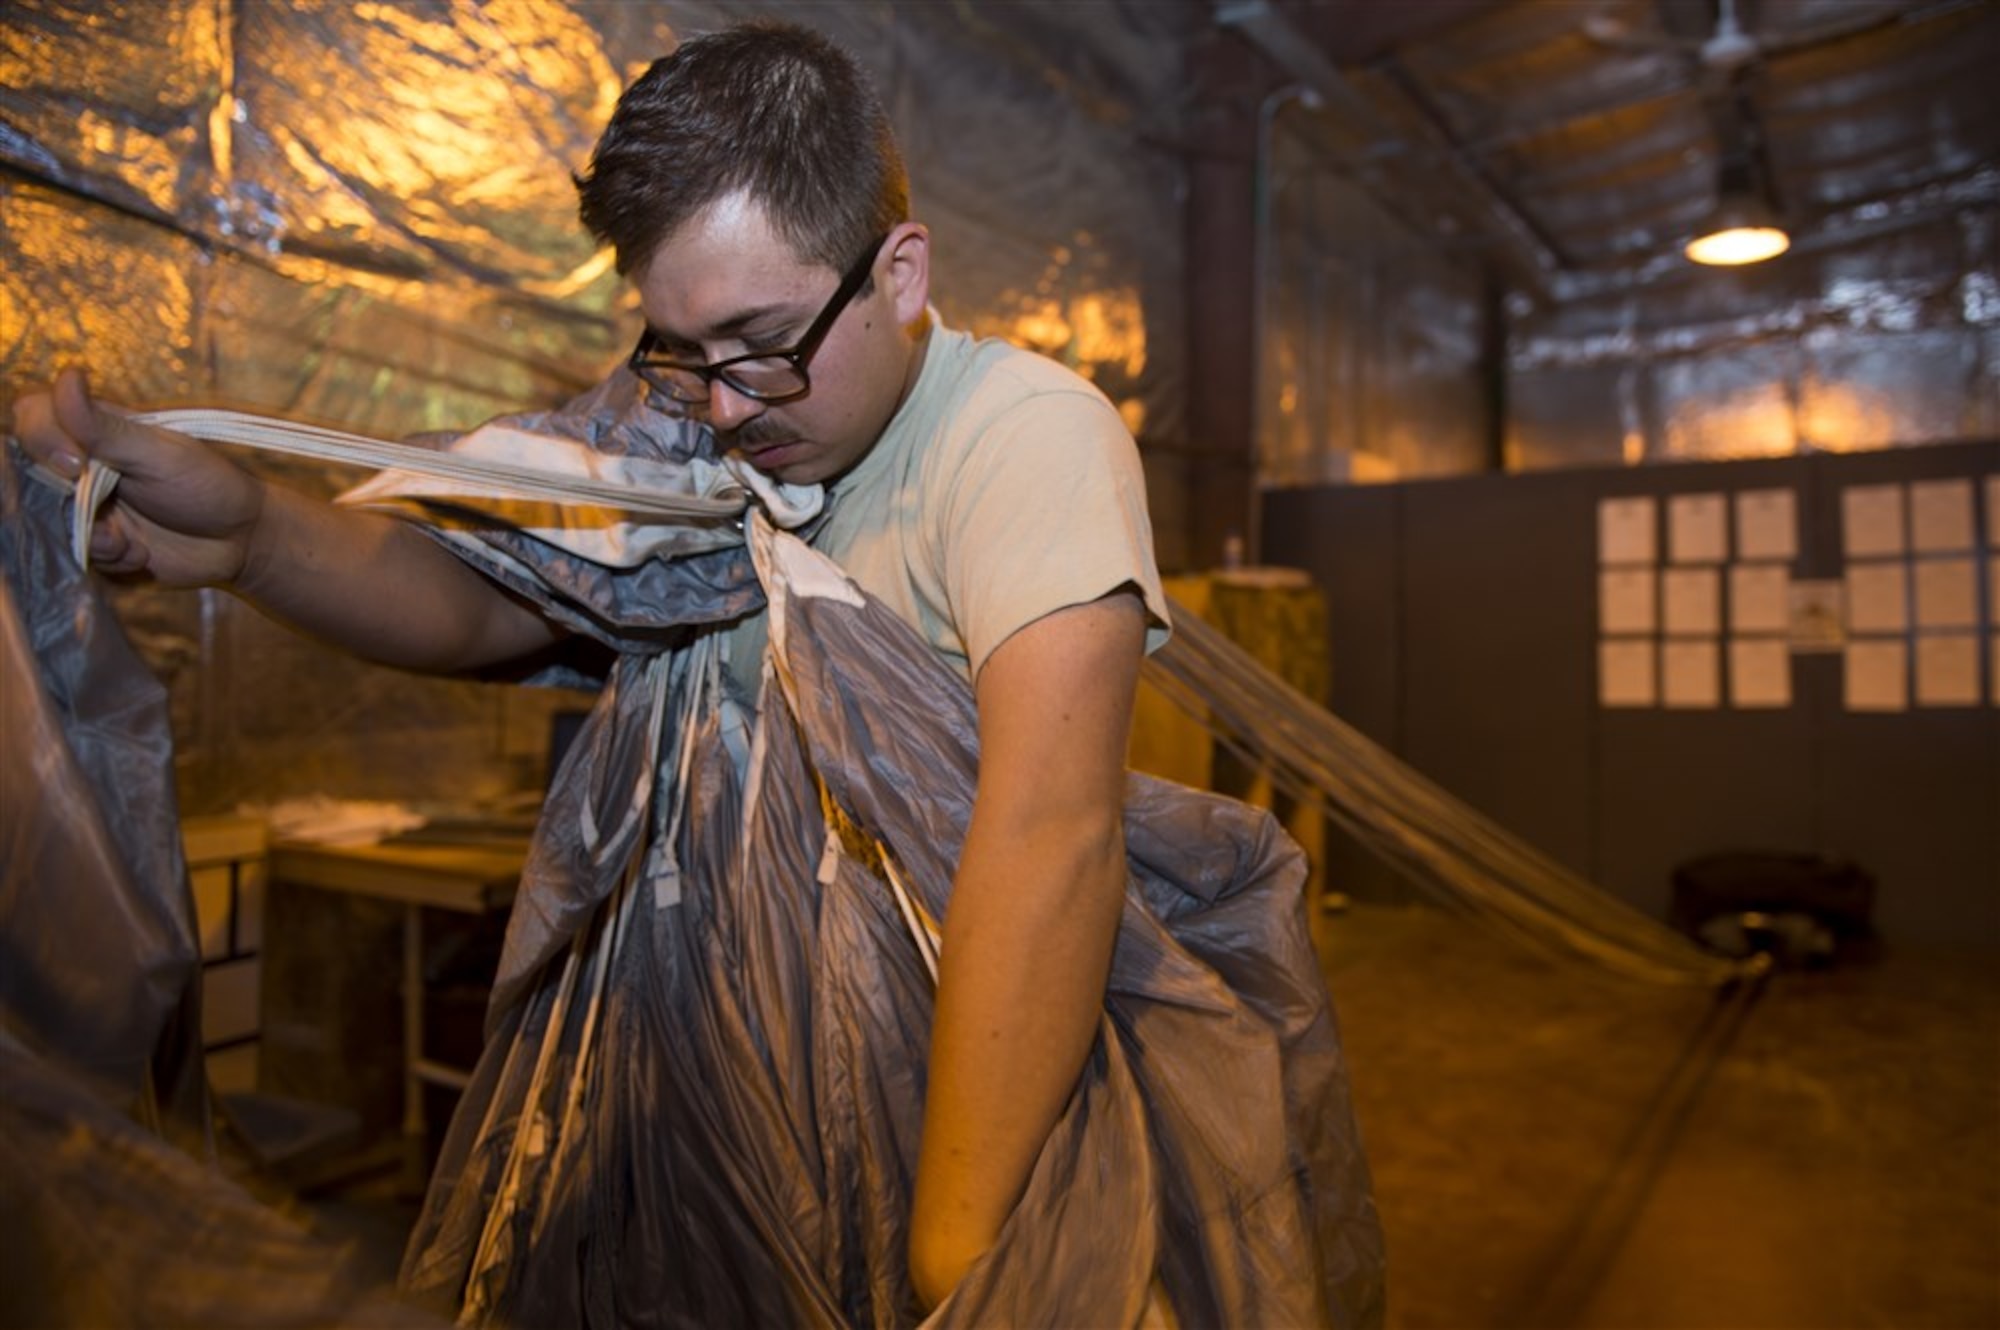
[1242,0,1999,297]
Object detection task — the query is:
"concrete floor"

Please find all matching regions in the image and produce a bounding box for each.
[1321,903,2000,1330]
[297,901,2000,1329]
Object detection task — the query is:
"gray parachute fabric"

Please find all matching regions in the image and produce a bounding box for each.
[389,383,1384,1328]
[0,449,208,1150]
[751,521,1384,1328]
[0,447,444,1329]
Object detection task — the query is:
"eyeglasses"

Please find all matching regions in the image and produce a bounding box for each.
[628,234,888,406]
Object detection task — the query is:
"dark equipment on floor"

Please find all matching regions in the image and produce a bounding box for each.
[1670,851,1878,968]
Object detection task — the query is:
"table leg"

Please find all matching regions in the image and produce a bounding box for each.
[402,905,425,1146]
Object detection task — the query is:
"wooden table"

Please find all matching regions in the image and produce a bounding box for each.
[269,837,526,1158]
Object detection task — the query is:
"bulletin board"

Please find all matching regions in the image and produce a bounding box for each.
[1262,440,2000,949]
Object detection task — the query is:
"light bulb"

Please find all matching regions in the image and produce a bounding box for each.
[1685,224,1791,266]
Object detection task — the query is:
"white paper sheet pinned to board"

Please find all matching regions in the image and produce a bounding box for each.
[1914,633,1981,707]
[1663,566,1722,636]
[1913,557,1978,630]
[1599,568,1657,635]
[1845,561,1909,634]
[1599,496,1657,565]
[1909,478,1975,554]
[1728,638,1792,709]
[1733,488,1798,563]
[1599,639,1656,708]
[1729,564,1790,634]
[1668,492,1728,565]
[1661,638,1720,709]
[1844,639,1907,712]
[1842,484,1906,559]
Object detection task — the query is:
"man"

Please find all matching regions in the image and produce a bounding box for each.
[15,18,1173,1318]
[574,24,1169,1310]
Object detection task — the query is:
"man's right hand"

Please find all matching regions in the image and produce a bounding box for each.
[10,366,564,674]
[11,368,267,589]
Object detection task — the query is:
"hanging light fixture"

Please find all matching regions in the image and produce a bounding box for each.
[1686,153,1790,266]
[1685,192,1790,265]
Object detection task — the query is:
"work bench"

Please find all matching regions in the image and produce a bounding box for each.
[258,833,526,1182]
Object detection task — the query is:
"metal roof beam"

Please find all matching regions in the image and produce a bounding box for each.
[1215,0,1567,300]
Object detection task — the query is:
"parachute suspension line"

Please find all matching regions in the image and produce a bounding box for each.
[1145,600,1752,987]
[462,649,690,1320]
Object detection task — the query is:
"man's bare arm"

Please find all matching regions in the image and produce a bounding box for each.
[907,589,1148,1308]
[12,369,560,672]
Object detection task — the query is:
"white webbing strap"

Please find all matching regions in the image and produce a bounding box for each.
[576,649,675,870]
[138,408,745,517]
[878,848,942,984]
[67,406,751,569]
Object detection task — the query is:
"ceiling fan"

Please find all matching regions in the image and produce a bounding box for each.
[1584,0,1824,263]
[1581,0,1926,85]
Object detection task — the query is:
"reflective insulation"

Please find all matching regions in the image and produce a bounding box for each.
[1,0,1193,813]
[1257,119,1491,489]
[1232,0,1998,483]
[1505,207,1999,469]
[2,448,447,1327]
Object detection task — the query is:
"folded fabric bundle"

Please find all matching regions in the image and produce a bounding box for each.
[0,448,438,1328]
[11,375,1385,1328]
[370,378,1383,1329]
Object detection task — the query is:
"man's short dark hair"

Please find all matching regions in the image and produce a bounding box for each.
[575,20,909,277]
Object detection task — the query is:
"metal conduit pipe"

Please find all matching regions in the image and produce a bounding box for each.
[1217,0,1563,302]
[1250,81,1323,565]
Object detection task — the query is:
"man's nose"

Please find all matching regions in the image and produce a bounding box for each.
[705,379,765,432]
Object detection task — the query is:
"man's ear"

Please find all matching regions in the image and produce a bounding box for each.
[884,223,931,325]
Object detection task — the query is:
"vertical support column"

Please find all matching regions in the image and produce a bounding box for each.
[1182,37,1267,570]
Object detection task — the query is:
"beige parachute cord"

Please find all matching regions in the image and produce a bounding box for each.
[1145,602,1762,988]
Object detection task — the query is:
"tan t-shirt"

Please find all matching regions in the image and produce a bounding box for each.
[729,316,1168,697]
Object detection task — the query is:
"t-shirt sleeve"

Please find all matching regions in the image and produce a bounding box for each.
[936,385,1171,680]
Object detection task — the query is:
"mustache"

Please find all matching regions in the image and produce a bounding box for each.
[723,419,792,449]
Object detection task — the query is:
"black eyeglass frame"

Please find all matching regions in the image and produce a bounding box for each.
[627,233,890,406]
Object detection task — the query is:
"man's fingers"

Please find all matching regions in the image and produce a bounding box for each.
[15,368,175,484]
[88,508,136,571]
[51,366,166,473]
[51,366,100,447]
[9,382,84,479]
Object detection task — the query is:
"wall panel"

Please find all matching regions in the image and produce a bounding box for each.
[1266,442,2000,947]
